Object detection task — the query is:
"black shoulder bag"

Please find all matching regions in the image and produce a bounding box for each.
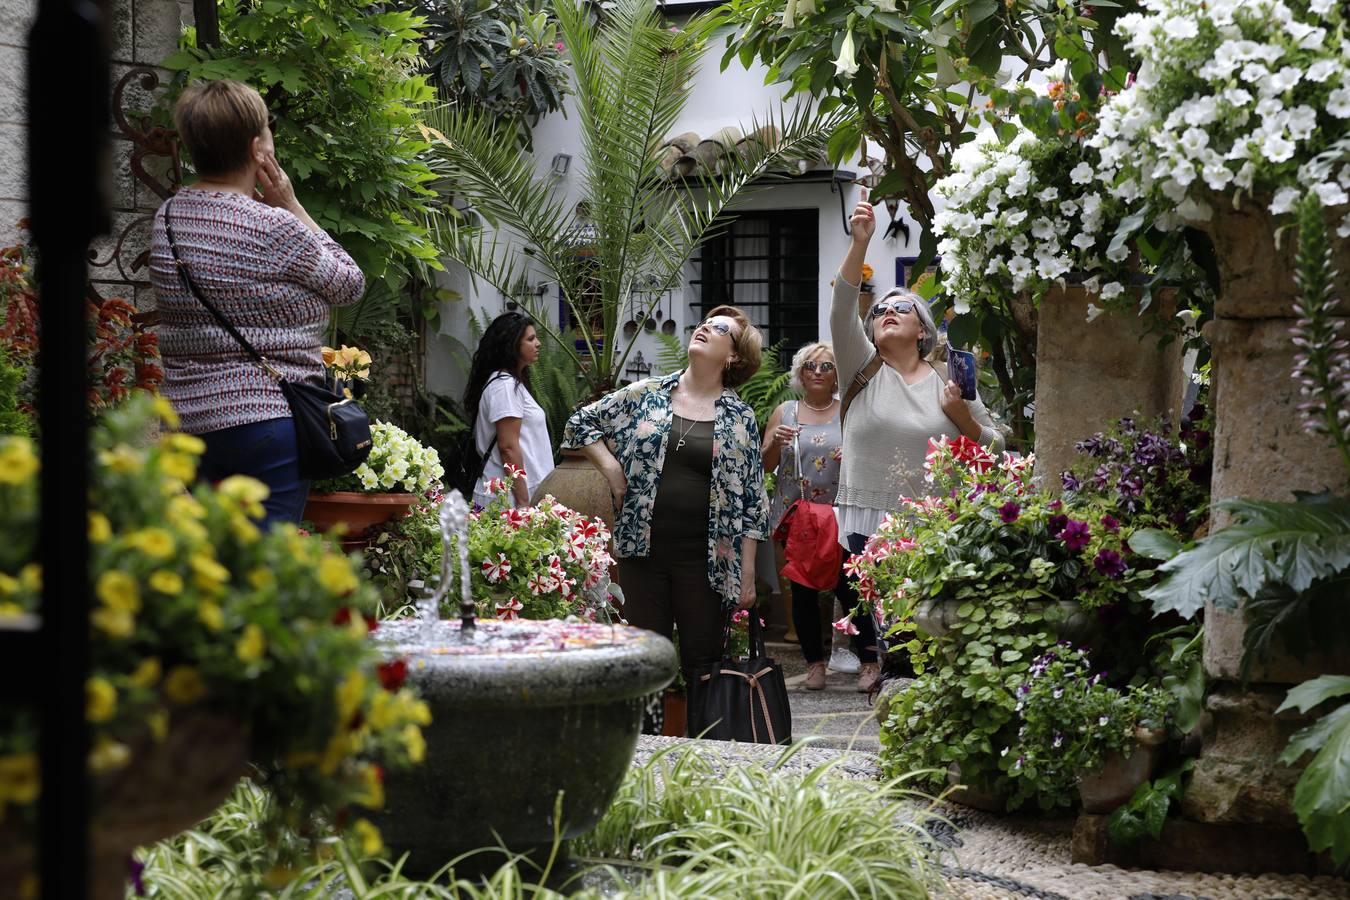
[687,611,792,745]
[162,199,372,480]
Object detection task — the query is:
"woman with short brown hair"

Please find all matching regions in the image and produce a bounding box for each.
[149,79,365,527]
[563,306,769,726]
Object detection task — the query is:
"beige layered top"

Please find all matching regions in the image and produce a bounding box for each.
[829,273,1004,544]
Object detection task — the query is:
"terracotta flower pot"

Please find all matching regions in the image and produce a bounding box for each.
[304,491,419,549]
[661,689,688,737]
[1077,726,1167,814]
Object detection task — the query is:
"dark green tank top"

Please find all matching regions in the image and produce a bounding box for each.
[649,414,714,543]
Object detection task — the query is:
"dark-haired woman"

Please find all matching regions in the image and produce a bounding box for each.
[464,311,553,508]
[562,304,769,689]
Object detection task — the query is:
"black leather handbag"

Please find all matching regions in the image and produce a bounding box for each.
[162,199,372,480]
[687,611,792,745]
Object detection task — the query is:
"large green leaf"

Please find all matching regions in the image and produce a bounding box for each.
[1279,684,1350,865]
[1141,494,1350,619]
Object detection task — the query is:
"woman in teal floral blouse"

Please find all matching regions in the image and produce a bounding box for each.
[562,305,769,683]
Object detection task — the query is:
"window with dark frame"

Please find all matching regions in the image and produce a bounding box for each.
[689,209,820,358]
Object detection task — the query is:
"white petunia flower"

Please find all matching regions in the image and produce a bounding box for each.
[1315,182,1350,207]
[1262,133,1296,164]
[1161,16,1198,41]
[1328,88,1350,119]
[1069,162,1094,185]
[1179,127,1210,157]
[1085,303,1105,323]
[1071,232,1096,250]
[1286,107,1318,141]
[1306,60,1339,84]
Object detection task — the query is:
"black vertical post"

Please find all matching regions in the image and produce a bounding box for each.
[28,0,110,895]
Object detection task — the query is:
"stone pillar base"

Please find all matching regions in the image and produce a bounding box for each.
[1071,814,1335,875]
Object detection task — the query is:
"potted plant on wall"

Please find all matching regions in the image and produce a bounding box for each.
[0,395,430,896]
[419,0,838,518]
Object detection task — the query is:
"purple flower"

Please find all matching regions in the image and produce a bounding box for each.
[1048,500,1063,512]
[999,501,1021,523]
[1094,549,1127,579]
[1100,514,1120,533]
[1047,514,1069,537]
[1061,472,1081,492]
[1059,519,1091,551]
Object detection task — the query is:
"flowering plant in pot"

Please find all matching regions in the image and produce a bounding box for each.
[442,466,619,621]
[867,437,1167,808]
[322,342,372,399]
[1087,0,1350,235]
[307,421,445,545]
[0,394,429,887]
[1011,644,1173,812]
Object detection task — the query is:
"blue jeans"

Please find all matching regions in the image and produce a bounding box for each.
[197,417,309,529]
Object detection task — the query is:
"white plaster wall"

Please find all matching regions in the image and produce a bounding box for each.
[427,44,916,399]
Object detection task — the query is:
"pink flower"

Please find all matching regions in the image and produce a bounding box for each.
[496,597,523,620]
[504,463,526,480]
[527,572,555,596]
[503,508,529,529]
[842,555,867,579]
[481,553,512,583]
[833,616,859,635]
[484,477,508,495]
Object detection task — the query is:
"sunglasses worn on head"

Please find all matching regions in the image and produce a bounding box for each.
[871,299,918,319]
[802,360,836,373]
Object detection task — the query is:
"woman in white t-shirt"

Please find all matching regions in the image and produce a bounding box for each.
[463,312,555,507]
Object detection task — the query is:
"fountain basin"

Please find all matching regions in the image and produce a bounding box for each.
[373,618,676,877]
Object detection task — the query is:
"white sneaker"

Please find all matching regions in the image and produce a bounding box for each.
[828,647,860,674]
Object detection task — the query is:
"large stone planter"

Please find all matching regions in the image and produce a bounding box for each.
[0,710,248,900]
[914,598,1101,647]
[373,619,676,878]
[532,449,615,530]
[1032,284,1186,488]
[1078,727,1166,814]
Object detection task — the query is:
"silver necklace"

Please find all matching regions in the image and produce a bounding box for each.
[801,397,835,412]
[672,414,701,452]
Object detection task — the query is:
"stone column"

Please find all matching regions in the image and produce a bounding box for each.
[1180,198,1350,844]
[1032,284,1187,487]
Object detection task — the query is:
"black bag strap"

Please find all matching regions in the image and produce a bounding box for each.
[162,197,283,381]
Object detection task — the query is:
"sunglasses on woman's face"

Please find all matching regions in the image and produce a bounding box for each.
[870,299,919,319]
[802,360,836,374]
[698,319,738,338]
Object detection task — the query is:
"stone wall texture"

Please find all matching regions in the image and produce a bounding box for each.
[0,0,187,302]
[1032,284,1187,488]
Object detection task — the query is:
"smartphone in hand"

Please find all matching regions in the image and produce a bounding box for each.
[947,348,978,402]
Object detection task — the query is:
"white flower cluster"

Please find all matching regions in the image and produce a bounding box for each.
[1089,0,1350,232]
[933,116,1131,313]
[354,421,444,493]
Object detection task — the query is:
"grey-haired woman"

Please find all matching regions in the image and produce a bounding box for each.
[761,342,876,692]
[829,200,1004,679]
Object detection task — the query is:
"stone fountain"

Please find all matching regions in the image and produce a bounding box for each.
[373,491,676,878]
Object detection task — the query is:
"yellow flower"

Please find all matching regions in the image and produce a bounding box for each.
[126,527,175,560]
[129,657,161,689]
[88,737,130,773]
[0,573,18,596]
[175,517,209,544]
[230,513,261,545]
[248,567,276,591]
[319,732,352,775]
[354,762,384,809]
[91,607,135,638]
[0,752,40,804]
[236,624,267,663]
[147,708,169,742]
[152,396,180,429]
[197,600,224,632]
[164,666,206,705]
[96,571,140,614]
[335,671,366,727]
[0,601,23,618]
[159,452,197,483]
[162,433,206,455]
[86,677,117,723]
[217,475,270,506]
[19,564,40,592]
[88,513,112,544]
[317,556,358,597]
[190,553,230,592]
[98,445,142,474]
[148,570,183,596]
[167,495,206,523]
[351,819,384,857]
[401,724,426,764]
[322,346,338,366]
[0,439,39,485]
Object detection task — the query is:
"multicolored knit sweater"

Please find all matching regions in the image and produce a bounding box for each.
[148,189,365,434]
